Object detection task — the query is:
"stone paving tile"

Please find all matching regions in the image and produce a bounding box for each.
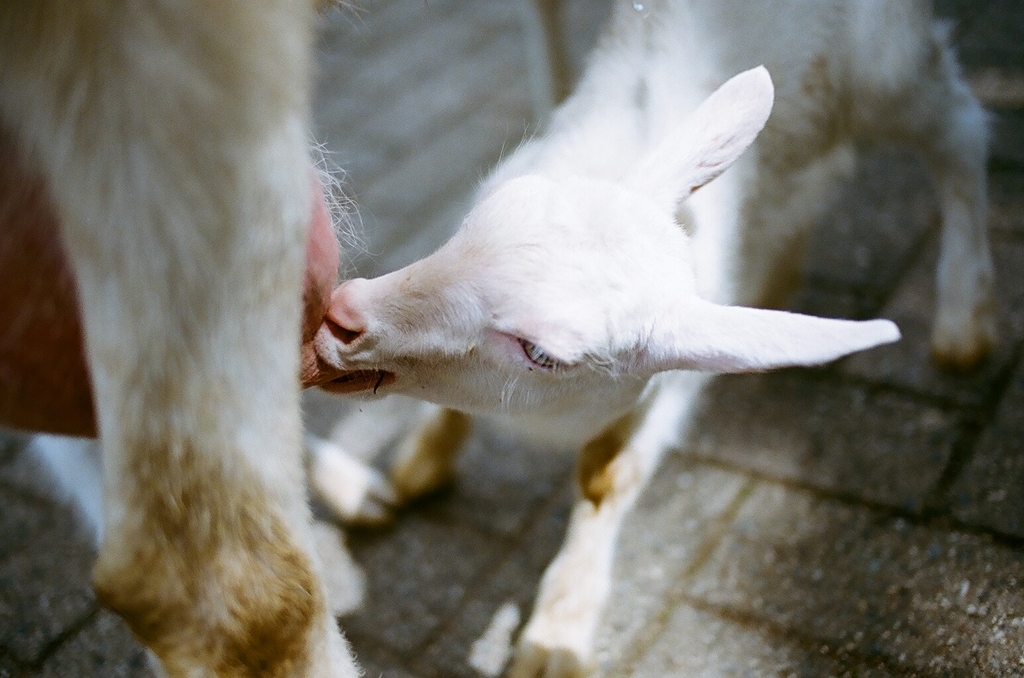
[0,492,52,562]
[0,510,96,664]
[413,483,575,678]
[681,371,960,512]
[357,85,531,229]
[0,655,20,678]
[622,604,901,678]
[354,33,528,166]
[689,483,1024,677]
[342,514,500,655]
[0,438,98,548]
[841,237,1024,407]
[35,611,151,678]
[984,352,1024,434]
[368,192,470,276]
[315,0,467,124]
[949,430,1024,538]
[355,651,425,678]
[411,460,745,678]
[313,0,482,183]
[317,0,526,137]
[946,355,1024,537]
[992,110,1024,169]
[346,86,532,275]
[348,6,526,144]
[0,436,75,505]
[956,0,1024,73]
[594,458,749,673]
[990,171,1024,235]
[934,0,993,29]
[324,0,464,60]
[0,434,42,499]
[412,422,576,538]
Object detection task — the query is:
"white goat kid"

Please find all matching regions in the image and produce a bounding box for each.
[314,16,960,678]
[314,0,992,673]
[0,1,359,676]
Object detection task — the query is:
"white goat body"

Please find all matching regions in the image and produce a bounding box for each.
[0,1,360,675]
[313,0,989,675]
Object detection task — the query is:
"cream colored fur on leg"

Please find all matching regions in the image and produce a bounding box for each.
[0,1,359,674]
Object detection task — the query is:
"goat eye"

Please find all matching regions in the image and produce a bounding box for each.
[519,338,561,370]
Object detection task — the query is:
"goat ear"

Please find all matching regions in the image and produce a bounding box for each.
[629,66,774,211]
[637,300,900,374]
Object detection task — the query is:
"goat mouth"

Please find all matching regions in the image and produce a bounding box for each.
[321,369,395,395]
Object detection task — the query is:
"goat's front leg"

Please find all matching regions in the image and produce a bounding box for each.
[307,433,397,525]
[0,1,357,675]
[390,405,472,503]
[310,404,469,526]
[508,378,704,678]
[308,401,468,526]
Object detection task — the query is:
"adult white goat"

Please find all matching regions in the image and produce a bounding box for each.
[313,0,989,675]
[0,1,361,675]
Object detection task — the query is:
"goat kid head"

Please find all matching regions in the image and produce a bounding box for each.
[313,67,899,423]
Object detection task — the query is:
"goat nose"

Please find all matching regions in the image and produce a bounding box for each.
[326,280,368,344]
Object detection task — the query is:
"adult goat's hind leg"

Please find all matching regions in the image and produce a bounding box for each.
[924,46,996,371]
[0,1,358,675]
[864,23,997,370]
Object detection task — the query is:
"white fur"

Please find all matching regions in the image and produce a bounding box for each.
[307,433,396,525]
[314,1,990,675]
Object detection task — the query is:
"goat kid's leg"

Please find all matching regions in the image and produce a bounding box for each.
[310,404,467,525]
[925,77,996,371]
[307,433,397,525]
[508,377,704,678]
[507,418,642,678]
[0,1,357,675]
[858,25,996,370]
[390,405,471,503]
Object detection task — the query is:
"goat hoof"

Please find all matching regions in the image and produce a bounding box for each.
[343,469,399,526]
[930,319,997,373]
[506,641,594,678]
[308,436,398,526]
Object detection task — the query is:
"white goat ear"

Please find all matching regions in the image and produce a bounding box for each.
[629,66,774,211]
[638,300,900,374]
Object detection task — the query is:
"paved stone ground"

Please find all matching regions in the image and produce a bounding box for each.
[2,0,1023,676]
